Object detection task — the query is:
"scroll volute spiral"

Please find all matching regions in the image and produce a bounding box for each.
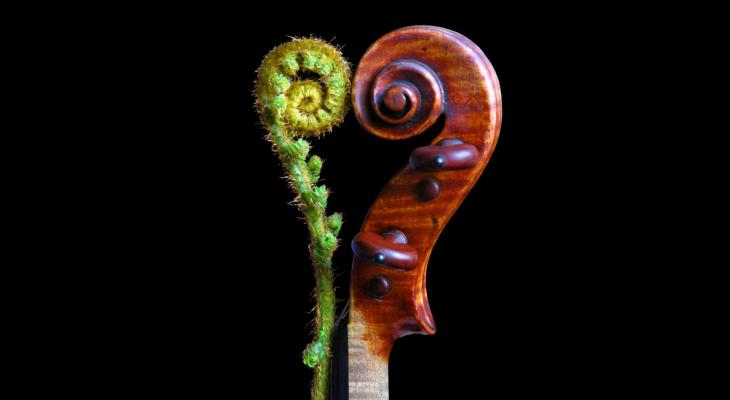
[350,26,502,350]
[359,59,444,139]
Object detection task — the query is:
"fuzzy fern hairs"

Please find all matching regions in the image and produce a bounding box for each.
[255,37,350,400]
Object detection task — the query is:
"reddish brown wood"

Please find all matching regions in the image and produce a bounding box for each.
[348,25,502,384]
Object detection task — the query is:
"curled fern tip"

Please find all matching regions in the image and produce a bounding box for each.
[255,37,351,400]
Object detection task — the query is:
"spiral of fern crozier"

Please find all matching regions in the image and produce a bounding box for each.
[255,38,350,400]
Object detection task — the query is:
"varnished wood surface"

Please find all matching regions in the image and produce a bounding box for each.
[348,25,502,398]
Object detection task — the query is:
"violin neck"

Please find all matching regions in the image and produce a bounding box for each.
[330,321,349,400]
[350,313,391,400]
[331,311,391,399]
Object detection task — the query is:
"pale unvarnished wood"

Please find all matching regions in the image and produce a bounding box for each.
[348,309,390,400]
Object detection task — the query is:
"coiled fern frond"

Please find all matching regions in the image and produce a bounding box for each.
[255,37,350,400]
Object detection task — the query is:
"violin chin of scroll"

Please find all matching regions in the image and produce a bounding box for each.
[347,25,501,381]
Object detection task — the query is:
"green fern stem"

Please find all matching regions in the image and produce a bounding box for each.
[255,38,350,400]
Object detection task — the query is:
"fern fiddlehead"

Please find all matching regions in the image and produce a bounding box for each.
[255,37,350,400]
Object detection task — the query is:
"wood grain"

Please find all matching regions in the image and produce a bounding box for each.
[348,25,502,399]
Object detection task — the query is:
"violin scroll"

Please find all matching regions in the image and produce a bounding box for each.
[347,26,502,394]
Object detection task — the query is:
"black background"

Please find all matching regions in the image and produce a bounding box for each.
[70,7,690,398]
